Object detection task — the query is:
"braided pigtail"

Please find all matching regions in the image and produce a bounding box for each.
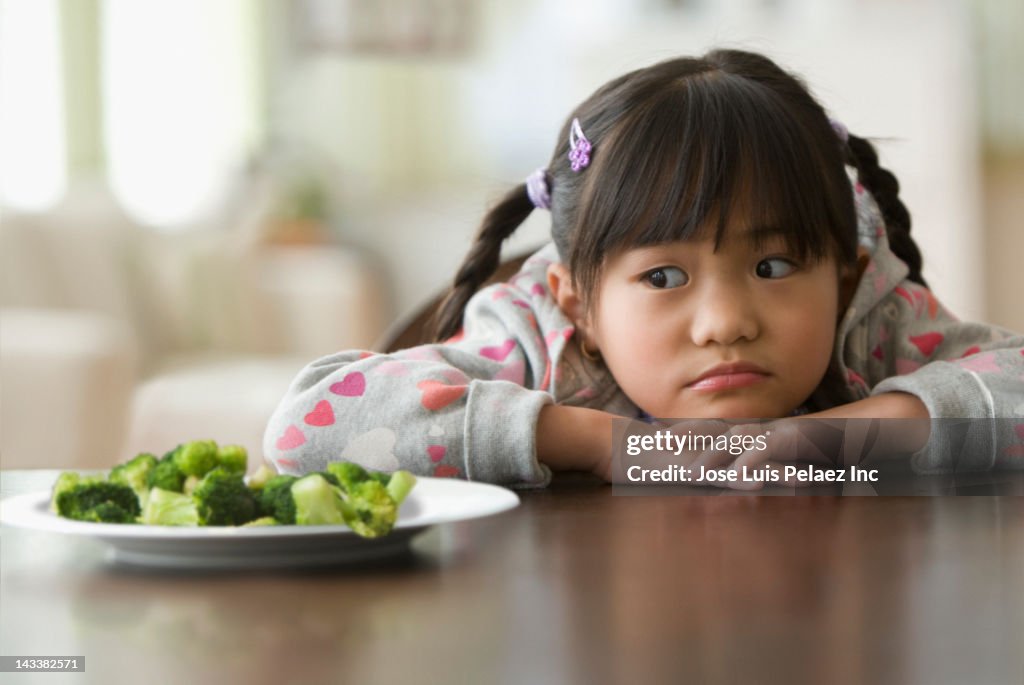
[432,184,536,341]
[845,134,927,287]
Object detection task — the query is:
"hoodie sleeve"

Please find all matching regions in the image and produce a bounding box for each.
[860,280,1024,472]
[263,246,578,488]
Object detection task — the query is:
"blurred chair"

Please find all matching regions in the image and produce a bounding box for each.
[1,197,387,470]
[375,249,536,353]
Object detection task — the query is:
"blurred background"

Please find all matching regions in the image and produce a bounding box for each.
[2,0,1021,469]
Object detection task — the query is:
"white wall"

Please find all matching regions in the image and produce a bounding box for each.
[273,0,986,322]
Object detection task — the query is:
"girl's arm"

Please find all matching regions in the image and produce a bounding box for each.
[536,394,933,483]
[849,278,1024,472]
[536,404,614,474]
[264,246,582,488]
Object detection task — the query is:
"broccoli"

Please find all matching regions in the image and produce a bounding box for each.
[259,473,360,527]
[326,461,416,505]
[82,501,140,524]
[257,475,299,524]
[174,440,219,477]
[54,481,140,523]
[192,467,257,526]
[292,474,345,525]
[336,480,397,538]
[241,516,279,527]
[140,487,199,526]
[183,475,202,495]
[326,461,372,493]
[325,462,415,538]
[385,470,417,506]
[49,449,417,534]
[50,471,103,512]
[246,463,278,491]
[216,444,248,473]
[147,448,186,492]
[109,452,157,506]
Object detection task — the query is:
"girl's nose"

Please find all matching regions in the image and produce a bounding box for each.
[689,281,760,347]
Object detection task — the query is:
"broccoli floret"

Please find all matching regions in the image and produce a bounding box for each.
[81,501,139,524]
[55,481,140,523]
[325,461,371,493]
[241,516,279,527]
[336,480,397,538]
[216,444,248,473]
[109,452,158,506]
[258,475,299,524]
[174,440,219,477]
[292,474,344,525]
[50,471,103,512]
[140,487,199,526]
[183,475,202,495]
[246,463,278,491]
[192,467,257,526]
[147,449,186,492]
[385,471,417,506]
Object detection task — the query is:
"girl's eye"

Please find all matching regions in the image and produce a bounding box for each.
[755,258,797,279]
[644,267,688,289]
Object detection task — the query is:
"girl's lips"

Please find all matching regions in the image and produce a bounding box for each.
[686,362,771,391]
[687,372,769,391]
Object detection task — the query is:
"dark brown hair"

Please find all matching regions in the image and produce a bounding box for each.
[433,49,925,340]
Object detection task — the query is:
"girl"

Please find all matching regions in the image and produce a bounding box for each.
[265,49,1023,487]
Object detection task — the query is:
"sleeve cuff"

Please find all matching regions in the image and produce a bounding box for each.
[463,380,554,488]
[873,361,997,472]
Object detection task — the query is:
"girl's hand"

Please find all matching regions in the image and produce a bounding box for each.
[705,392,932,486]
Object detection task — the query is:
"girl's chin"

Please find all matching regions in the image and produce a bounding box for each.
[656,401,791,420]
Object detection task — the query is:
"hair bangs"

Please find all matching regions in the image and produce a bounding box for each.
[569,69,855,295]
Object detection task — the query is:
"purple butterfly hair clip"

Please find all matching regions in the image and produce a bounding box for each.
[568,118,591,172]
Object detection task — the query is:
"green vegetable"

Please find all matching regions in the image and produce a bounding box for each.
[147,448,186,492]
[54,481,140,523]
[192,468,257,526]
[109,452,157,506]
[257,475,299,524]
[292,474,344,525]
[386,470,417,505]
[140,487,199,526]
[241,516,278,527]
[246,463,277,491]
[216,444,248,473]
[80,501,138,524]
[50,471,103,512]
[173,440,219,477]
[51,447,417,537]
[326,461,371,493]
[336,479,397,538]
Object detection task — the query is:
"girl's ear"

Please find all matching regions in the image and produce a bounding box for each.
[839,246,872,314]
[547,263,584,322]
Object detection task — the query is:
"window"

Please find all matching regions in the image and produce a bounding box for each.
[0,0,67,212]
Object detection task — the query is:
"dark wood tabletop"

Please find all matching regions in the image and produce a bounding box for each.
[2,469,1022,685]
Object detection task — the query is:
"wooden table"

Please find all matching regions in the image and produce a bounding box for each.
[2,469,1022,684]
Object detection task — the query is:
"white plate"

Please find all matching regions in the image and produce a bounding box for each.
[0,477,519,570]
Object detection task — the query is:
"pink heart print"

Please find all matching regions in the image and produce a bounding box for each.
[417,380,467,411]
[427,445,447,462]
[480,339,515,362]
[330,372,366,397]
[909,332,944,358]
[276,425,306,451]
[304,400,335,427]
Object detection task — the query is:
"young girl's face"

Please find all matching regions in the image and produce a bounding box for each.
[583,227,846,419]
